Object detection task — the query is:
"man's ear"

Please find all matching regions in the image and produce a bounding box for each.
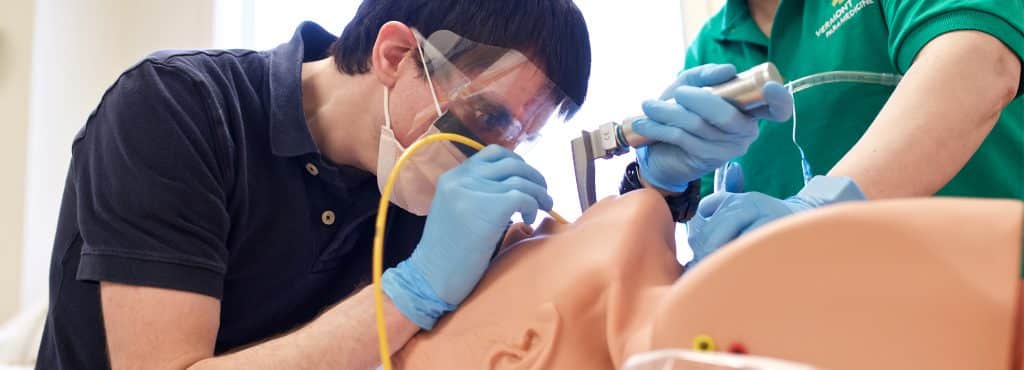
[371,21,418,88]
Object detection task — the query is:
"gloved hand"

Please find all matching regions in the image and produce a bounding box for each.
[687,176,866,266]
[383,145,553,329]
[632,64,793,192]
[713,161,745,194]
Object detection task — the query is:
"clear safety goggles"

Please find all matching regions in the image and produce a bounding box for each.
[415,30,579,155]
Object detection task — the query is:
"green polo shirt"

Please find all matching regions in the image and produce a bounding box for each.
[687,0,1024,200]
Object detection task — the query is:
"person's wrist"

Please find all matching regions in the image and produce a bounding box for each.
[635,148,692,194]
[381,261,457,330]
[636,165,689,195]
[638,173,685,196]
[795,175,867,208]
[621,162,700,223]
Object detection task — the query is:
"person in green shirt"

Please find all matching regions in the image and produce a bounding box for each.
[649,0,1023,263]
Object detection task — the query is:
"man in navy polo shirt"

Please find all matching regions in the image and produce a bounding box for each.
[36,1,593,368]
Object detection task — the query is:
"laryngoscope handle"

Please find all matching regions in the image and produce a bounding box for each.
[618,62,784,149]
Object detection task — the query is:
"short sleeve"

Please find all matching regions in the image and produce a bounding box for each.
[883,0,1024,96]
[73,60,231,299]
[685,40,702,69]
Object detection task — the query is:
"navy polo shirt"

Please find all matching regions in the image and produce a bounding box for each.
[37,22,426,369]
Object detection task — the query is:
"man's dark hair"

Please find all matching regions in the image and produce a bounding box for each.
[331,0,591,115]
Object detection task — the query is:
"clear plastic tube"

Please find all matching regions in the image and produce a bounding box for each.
[785,70,902,95]
[783,71,902,184]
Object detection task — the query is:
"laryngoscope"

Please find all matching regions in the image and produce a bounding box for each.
[571,65,903,211]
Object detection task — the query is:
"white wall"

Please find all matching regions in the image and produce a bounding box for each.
[0,0,36,322]
[19,0,215,314]
[682,0,727,47]
[530,0,688,224]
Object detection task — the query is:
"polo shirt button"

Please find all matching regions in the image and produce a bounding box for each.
[321,210,335,226]
[305,163,320,176]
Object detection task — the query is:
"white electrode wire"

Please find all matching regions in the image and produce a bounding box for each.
[788,86,813,185]
[783,70,903,184]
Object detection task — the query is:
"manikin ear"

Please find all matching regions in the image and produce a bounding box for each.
[371,21,418,89]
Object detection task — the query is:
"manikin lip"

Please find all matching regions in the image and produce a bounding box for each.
[494,218,564,260]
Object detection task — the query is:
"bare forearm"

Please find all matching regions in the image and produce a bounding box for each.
[189,287,420,370]
[829,31,1021,199]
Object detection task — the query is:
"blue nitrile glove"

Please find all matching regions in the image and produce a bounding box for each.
[382,145,553,329]
[632,64,793,192]
[687,176,866,266]
[714,161,745,194]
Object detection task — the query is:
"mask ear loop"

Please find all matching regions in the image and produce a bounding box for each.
[383,89,392,130]
[414,31,444,118]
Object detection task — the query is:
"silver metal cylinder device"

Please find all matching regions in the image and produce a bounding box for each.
[617,62,783,149]
[704,62,783,111]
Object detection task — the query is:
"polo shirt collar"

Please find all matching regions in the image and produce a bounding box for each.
[267,21,338,157]
[715,0,770,47]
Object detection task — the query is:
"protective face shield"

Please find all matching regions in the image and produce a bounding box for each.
[377,29,577,215]
[416,29,579,156]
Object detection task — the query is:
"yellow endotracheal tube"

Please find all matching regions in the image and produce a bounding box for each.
[373,133,567,370]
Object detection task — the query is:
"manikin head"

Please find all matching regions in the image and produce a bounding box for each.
[331,0,592,149]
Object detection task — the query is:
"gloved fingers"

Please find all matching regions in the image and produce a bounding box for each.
[747,82,794,122]
[659,64,738,99]
[505,177,554,211]
[467,144,522,165]
[470,187,544,225]
[501,189,541,225]
[695,191,738,218]
[638,100,730,142]
[688,204,761,254]
[745,106,773,124]
[721,161,745,193]
[633,146,696,192]
[469,156,548,188]
[631,117,734,157]
[674,86,755,136]
[694,64,740,87]
[474,177,554,212]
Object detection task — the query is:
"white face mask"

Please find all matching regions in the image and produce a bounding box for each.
[376,37,467,216]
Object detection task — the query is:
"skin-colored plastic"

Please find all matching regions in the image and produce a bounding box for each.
[648,198,1023,370]
[394,189,681,369]
[393,193,1023,370]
